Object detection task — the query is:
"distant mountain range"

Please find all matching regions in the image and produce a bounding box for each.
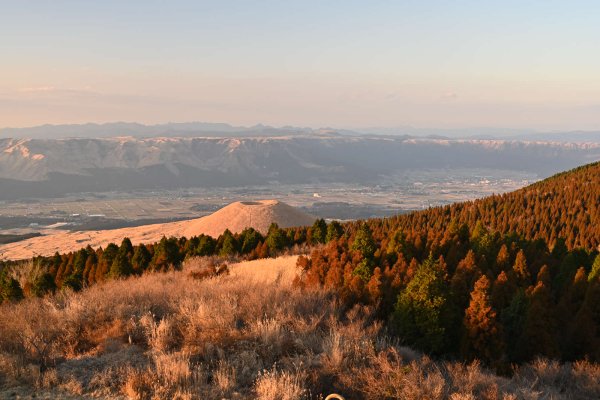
[356,126,600,142]
[0,122,323,139]
[1,134,600,200]
[2,122,600,142]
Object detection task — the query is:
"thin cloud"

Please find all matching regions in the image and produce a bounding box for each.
[441,92,458,100]
[18,86,56,93]
[17,86,97,95]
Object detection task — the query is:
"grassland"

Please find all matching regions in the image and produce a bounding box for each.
[0,256,598,399]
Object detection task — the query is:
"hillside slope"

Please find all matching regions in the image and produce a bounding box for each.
[0,200,315,259]
[297,161,600,365]
[179,200,315,238]
[3,256,598,399]
[386,161,600,250]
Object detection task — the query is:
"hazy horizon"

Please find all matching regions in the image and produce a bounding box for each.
[2,1,600,131]
[3,120,600,141]
[0,120,545,135]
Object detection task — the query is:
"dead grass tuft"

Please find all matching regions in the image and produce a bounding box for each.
[255,368,307,400]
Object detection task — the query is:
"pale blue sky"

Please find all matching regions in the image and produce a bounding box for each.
[1,0,599,130]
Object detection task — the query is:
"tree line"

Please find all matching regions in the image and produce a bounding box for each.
[0,219,343,301]
[296,220,600,370]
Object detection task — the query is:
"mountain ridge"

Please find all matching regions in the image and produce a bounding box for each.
[1,136,599,200]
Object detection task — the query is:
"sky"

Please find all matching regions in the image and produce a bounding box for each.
[1,0,599,131]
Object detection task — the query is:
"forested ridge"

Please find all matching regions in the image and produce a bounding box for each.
[297,161,600,367]
[1,161,599,369]
[385,161,600,251]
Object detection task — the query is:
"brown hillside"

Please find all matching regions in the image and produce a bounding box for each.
[180,200,316,238]
[384,161,600,250]
[0,200,315,260]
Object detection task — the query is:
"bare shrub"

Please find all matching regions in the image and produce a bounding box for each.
[213,359,237,395]
[512,358,600,400]
[123,368,155,400]
[0,298,64,370]
[185,256,229,281]
[572,360,600,396]
[142,314,182,352]
[4,259,43,291]
[250,317,286,355]
[36,368,59,389]
[59,376,84,395]
[255,368,307,400]
[0,352,30,386]
[322,330,347,372]
[153,352,188,383]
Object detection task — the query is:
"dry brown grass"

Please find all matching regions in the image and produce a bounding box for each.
[220,254,302,285]
[0,199,315,259]
[0,256,599,399]
[255,368,307,400]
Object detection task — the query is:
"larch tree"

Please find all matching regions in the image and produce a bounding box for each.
[450,249,481,310]
[517,280,559,361]
[462,275,503,364]
[512,250,530,285]
[495,244,510,272]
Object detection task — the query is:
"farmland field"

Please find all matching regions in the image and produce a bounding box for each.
[0,168,536,234]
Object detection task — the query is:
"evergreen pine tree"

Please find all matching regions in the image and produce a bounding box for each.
[132,245,152,274]
[351,223,376,260]
[501,288,528,362]
[109,239,134,278]
[0,272,24,303]
[265,223,286,255]
[31,272,56,297]
[517,281,559,361]
[152,236,182,270]
[326,220,344,242]
[196,234,217,256]
[392,256,451,354]
[589,254,600,282]
[240,227,262,254]
[311,218,327,244]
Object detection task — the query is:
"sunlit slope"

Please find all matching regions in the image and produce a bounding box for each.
[388,161,600,250]
[0,200,316,259]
